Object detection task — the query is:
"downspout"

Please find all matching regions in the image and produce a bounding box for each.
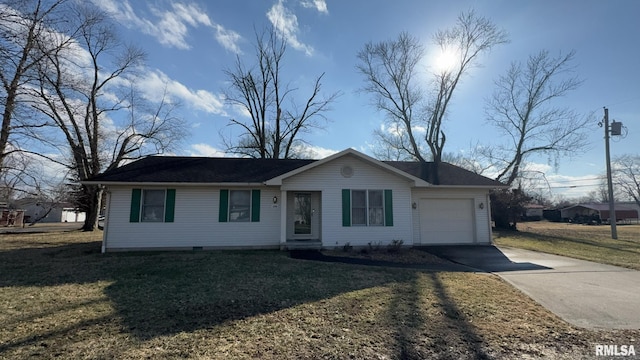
[101,187,111,253]
[487,192,493,244]
[279,190,287,249]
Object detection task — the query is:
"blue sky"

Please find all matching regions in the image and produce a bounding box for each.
[91,0,639,200]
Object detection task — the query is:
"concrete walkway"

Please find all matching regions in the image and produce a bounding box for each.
[426,245,640,330]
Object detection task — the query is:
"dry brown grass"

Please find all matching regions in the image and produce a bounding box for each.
[495,221,640,270]
[1,229,639,359]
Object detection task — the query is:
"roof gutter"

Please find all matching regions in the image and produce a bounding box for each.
[81,181,270,187]
[414,184,509,190]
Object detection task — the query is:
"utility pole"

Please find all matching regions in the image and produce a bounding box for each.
[603,107,617,239]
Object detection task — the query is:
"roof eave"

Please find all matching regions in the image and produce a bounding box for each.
[82,181,270,187]
[418,184,508,189]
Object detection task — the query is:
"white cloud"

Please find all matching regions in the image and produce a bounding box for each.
[134,70,226,115]
[267,0,314,56]
[214,24,243,54]
[92,0,242,53]
[300,0,328,14]
[189,143,227,157]
[411,125,427,134]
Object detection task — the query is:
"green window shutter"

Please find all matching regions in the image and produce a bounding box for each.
[164,189,176,222]
[342,189,351,226]
[130,189,141,223]
[384,189,393,226]
[219,189,229,222]
[251,189,261,222]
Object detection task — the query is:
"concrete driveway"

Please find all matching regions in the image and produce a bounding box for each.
[425,245,640,329]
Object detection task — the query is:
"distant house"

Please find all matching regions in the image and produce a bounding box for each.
[84,148,507,253]
[522,204,545,221]
[0,206,25,227]
[16,199,86,224]
[560,203,639,224]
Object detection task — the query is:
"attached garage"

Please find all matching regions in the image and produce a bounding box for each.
[419,198,476,244]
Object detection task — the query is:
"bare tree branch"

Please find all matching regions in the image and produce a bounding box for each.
[357,10,507,184]
[613,154,640,208]
[0,0,71,172]
[485,49,589,186]
[31,3,185,230]
[222,26,339,159]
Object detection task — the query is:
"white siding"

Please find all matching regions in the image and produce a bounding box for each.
[411,188,491,245]
[61,209,86,222]
[282,154,414,248]
[104,186,282,251]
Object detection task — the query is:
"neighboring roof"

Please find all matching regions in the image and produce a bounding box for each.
[562,203,639,212]
[13,199,76,208]
[85,149,506,188]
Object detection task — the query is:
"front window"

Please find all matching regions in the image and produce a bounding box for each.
[368,190,384,226]
[352,190,384,226]
[141,189,165,222]
[229,190,251,222]
[351,190,367,225]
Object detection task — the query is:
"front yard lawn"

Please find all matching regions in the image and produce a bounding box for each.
[1,230,638,359]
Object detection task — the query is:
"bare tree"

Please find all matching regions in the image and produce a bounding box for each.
[357,11,507,183]
[485,50,589,186]
[0,151,42,200]
[32,4,185,231]
[427,11,508,183]
[357,32,427,162]
[223,27,339,159]
[613,154,640,208]
[0,0,70,172]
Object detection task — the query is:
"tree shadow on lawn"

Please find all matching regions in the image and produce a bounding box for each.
[381,272,493,359]
[0,240,489,358]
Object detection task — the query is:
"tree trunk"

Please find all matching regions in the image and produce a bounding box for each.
[81,185,102,231]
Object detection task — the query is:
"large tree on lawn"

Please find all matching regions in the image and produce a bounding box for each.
[356,10,508,184]
[485,50,589,187]
[32,4,185,231]
[0,0,72,179]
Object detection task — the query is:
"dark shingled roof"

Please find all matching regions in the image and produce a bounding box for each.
[88,156,505,187]
[88,156,315,183]
[383,161,505,187]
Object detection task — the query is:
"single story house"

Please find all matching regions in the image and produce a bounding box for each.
[0,208,25,227]
[560,203,639,224]
[16,199,86,224]
[85,149,506,252]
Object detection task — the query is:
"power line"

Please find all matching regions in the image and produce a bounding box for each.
[540,176,605,184]
[603,95,640,109]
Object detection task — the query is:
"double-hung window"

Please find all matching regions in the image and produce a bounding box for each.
[129,188,176,223]
[141,189,166,222]
[342,189,393,226]
[219,189,261,222]
[229,190,251,222]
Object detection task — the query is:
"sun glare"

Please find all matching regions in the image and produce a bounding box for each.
[434,48,459,72]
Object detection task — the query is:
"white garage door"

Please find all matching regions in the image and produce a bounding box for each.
[419,198,475,244]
